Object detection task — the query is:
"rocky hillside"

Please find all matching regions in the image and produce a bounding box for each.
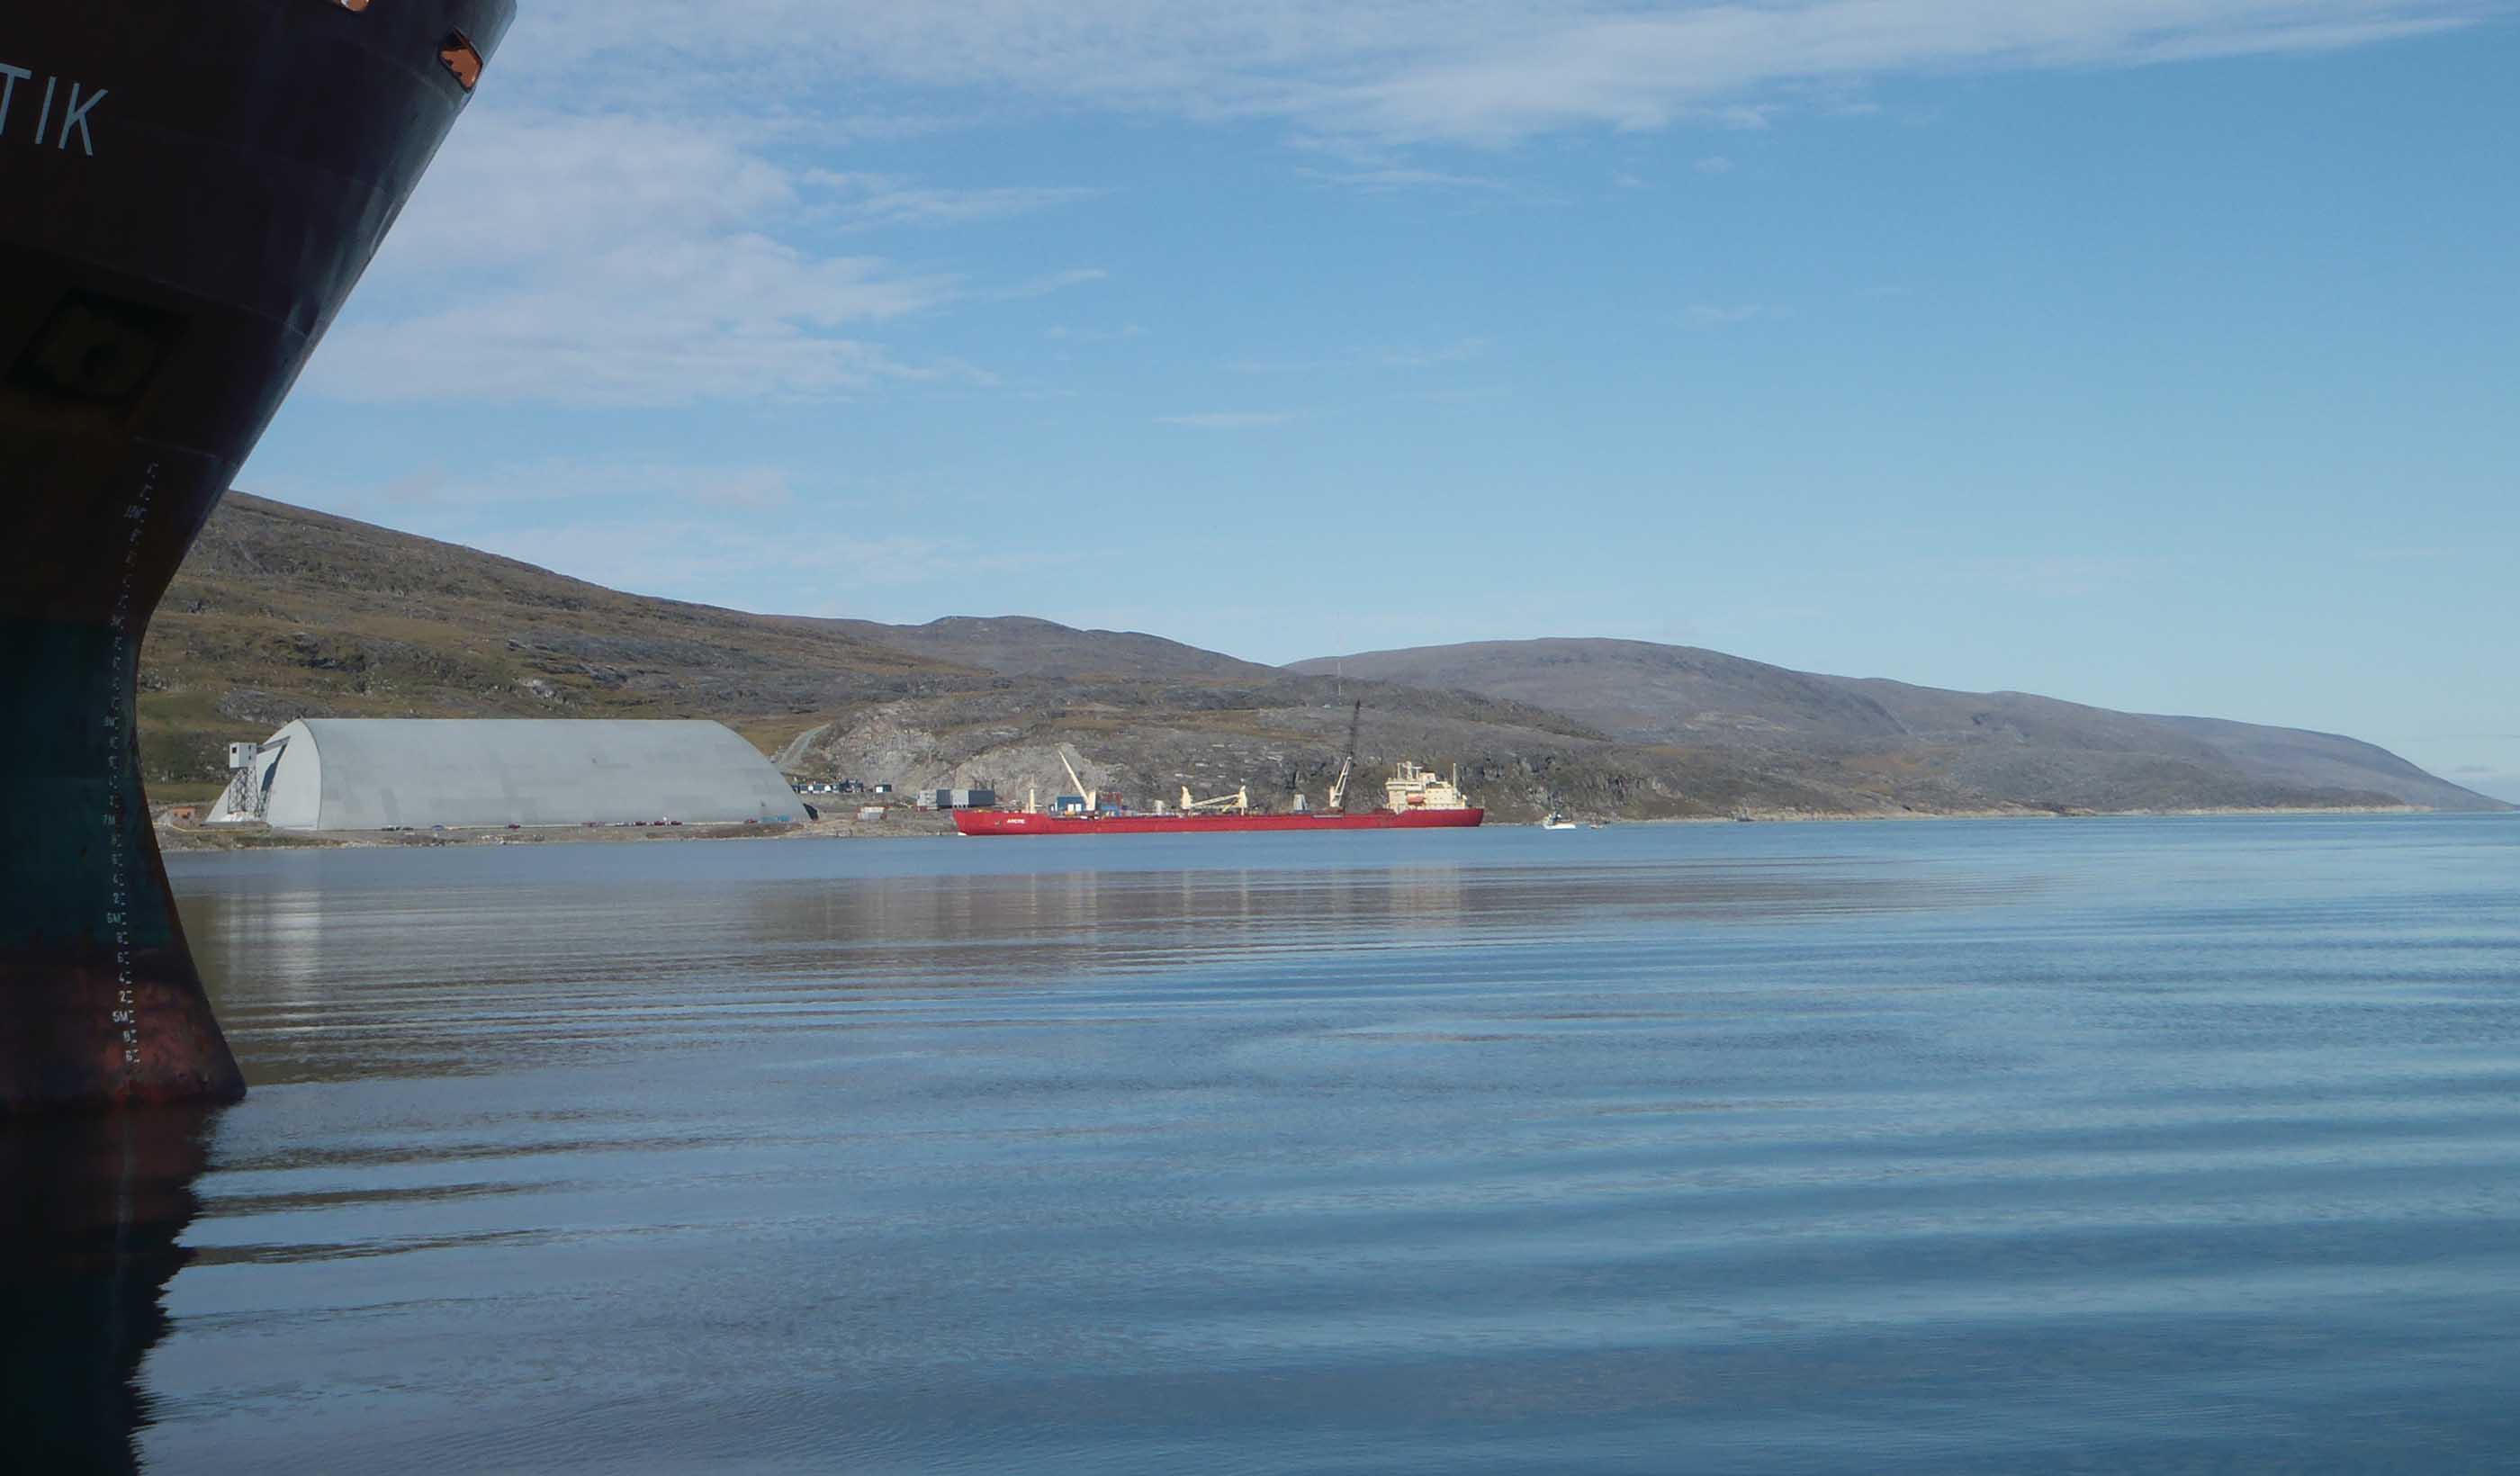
[139,496,1588,812]
[1289,639,2507,814]
[140,494,975,785]
[138,496,2503,818]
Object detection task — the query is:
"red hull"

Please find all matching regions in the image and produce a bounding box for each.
[953,808,1484,836]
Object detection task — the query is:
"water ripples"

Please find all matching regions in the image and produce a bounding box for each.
[105,815,2520,1472]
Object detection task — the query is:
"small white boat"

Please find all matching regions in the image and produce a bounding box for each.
[1541,812,1580,831]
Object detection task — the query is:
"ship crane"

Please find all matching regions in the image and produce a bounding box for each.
[951,737,1481,834]
[1327,700,1364,812]
[1059,746,1098,813]
[1179,785,1252,814]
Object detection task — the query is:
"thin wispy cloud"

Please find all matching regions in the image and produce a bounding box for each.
[992,268,1115,301]
[312,2,2498,408]
[806,171,1108,230]
[1685,302,1766,328]
[1224,338,1494,374]
[313,238,965,407]
[308,110,1101,407]
[1322,3,2480,142]
[1048,322,1147,340]
[1156,410,1301,428]
[1377,337,1492,369]
[1295,165,1508,192]
[507,1,2494,147]
[289,460,814,517]
[690,469,802,511]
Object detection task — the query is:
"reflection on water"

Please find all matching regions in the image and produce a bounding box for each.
[0,1108,213,1475]
[24,818,2520,1472]
[175,842,2020,1091]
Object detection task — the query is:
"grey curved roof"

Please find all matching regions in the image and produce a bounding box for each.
[243,719,801,831]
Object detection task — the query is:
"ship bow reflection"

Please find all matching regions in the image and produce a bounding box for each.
[2,1107,215,1475]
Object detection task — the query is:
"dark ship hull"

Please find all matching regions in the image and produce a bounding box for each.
[1,0,513,1112]
[1,1107,215,1470]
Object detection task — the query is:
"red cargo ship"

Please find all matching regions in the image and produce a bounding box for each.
[953,757,1484,836]
[955,806,1484,836]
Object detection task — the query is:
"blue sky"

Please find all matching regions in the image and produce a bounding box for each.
[244,1,2520,799]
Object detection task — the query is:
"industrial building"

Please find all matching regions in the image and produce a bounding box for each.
[916,788,997,811]
[207,719,804,832]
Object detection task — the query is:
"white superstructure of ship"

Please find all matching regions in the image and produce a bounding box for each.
[1384,761,1474,812]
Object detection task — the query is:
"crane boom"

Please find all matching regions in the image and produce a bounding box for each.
[1328,700,1364,812]
[1178,785,1251,814]
[1059,747,1096,813]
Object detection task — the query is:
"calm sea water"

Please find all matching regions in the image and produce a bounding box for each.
[14,814,2520,1472]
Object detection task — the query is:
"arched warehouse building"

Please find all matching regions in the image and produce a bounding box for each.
[208,720,805,832]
